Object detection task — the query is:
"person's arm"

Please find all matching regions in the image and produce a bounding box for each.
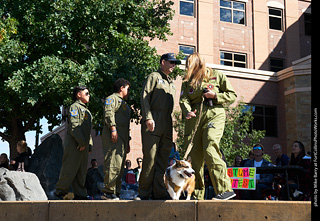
[179,82,194,119]
[69,104,86,148]
[214,71,237,105]
[141,74,157,131]
[104,95,121,143]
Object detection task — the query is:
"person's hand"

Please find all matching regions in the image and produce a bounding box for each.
[186,110,197,120]
[203,90,216,99]
[77,146,86,151]
[146,119,155,132]
[111,130,118,143]
[10,160,16,165]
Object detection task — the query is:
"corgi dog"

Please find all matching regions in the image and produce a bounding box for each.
[164,157,195,200]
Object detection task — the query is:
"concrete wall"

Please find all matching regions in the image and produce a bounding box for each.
[0,200,311,221]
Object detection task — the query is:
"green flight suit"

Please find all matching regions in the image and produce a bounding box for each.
[139,69,176,199]
[179,69,237,200]
[101,93,130,195]
[56,100,93,198]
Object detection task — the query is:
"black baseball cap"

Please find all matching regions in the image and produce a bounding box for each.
[160,53,181,64]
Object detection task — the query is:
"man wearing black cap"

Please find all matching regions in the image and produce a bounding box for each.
[136,53,180,200]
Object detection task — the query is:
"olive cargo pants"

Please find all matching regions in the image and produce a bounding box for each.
[138,122,172,199]
[185,105,233,200]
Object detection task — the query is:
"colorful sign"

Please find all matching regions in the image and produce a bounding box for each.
[227,167,256,190]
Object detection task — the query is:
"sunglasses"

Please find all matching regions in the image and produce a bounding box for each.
[253,146,262,150]
[85,92,90,96]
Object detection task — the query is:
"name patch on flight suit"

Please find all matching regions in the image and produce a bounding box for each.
[158,79,165,84]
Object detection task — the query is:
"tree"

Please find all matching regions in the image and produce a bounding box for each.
[220,100,268,166]
[0,0,175,158]
[173,99,267,165]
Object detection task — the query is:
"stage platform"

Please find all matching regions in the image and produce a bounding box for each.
[0,200,311,221]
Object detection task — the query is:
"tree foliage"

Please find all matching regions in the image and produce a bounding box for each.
[220,100,268,166]
[0,0,175,157]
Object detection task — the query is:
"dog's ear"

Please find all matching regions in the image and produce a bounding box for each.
[187,156,192,163]
[174,157,181,165]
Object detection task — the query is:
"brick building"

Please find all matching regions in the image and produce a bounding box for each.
[42,0,311,168]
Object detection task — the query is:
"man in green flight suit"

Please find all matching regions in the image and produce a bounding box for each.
[136,53,180,200]
[55,85,93,200]
[101,78,131,200]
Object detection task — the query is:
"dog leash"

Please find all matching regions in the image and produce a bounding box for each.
[183,97,204,160]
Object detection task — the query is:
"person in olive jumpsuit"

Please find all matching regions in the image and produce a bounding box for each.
[55,85,93,200]
[179,52,237,200]
[136,53,180,200]
[101,78,131,200]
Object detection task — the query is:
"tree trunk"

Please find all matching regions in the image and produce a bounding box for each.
[8,119,26,160]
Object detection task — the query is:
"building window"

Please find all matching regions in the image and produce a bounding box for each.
[180,0,194,17]
[269,8,283,31]
[179,45,195,60]
[220,0,245,25]
[220,51,246,68]
[270,58,284,72]
[304,14,311,36]
[245,105,278,137]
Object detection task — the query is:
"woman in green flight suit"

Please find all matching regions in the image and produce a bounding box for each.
[179,52,237,200]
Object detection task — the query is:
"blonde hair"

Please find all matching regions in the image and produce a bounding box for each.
[17,140,27,153]
[184,52,211,88]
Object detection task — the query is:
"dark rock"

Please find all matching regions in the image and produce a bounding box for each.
[28,134,63,199]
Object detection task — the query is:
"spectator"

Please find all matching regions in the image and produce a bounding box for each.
[123,160,135,184]
[0,153,9,169]
[10,140,30,171]
[272,144,290,166]
[85,159,104,197]
[241,150,254,167]
[281,141,311,200]
[242,144,273,200]
[232,155,243,167]
[133,157,143,182]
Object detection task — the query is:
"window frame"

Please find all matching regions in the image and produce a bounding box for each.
[220,51,247,68]
[269,58,284,72]
[268,7,283,31]
[179,45,196,60]
[180,0,195,17]
[244,104,278,137]
[220,0,246,25]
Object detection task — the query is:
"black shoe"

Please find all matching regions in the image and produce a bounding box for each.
[53,192,65,200]
[212,191,236,200]
[101,193,119,200]
[153,195,172,200]
[73,195,90,200]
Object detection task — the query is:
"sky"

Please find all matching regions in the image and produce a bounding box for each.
[0,118,56,158]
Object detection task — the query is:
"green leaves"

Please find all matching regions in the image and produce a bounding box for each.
[0,0,175,149]
[220,100,267,165]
